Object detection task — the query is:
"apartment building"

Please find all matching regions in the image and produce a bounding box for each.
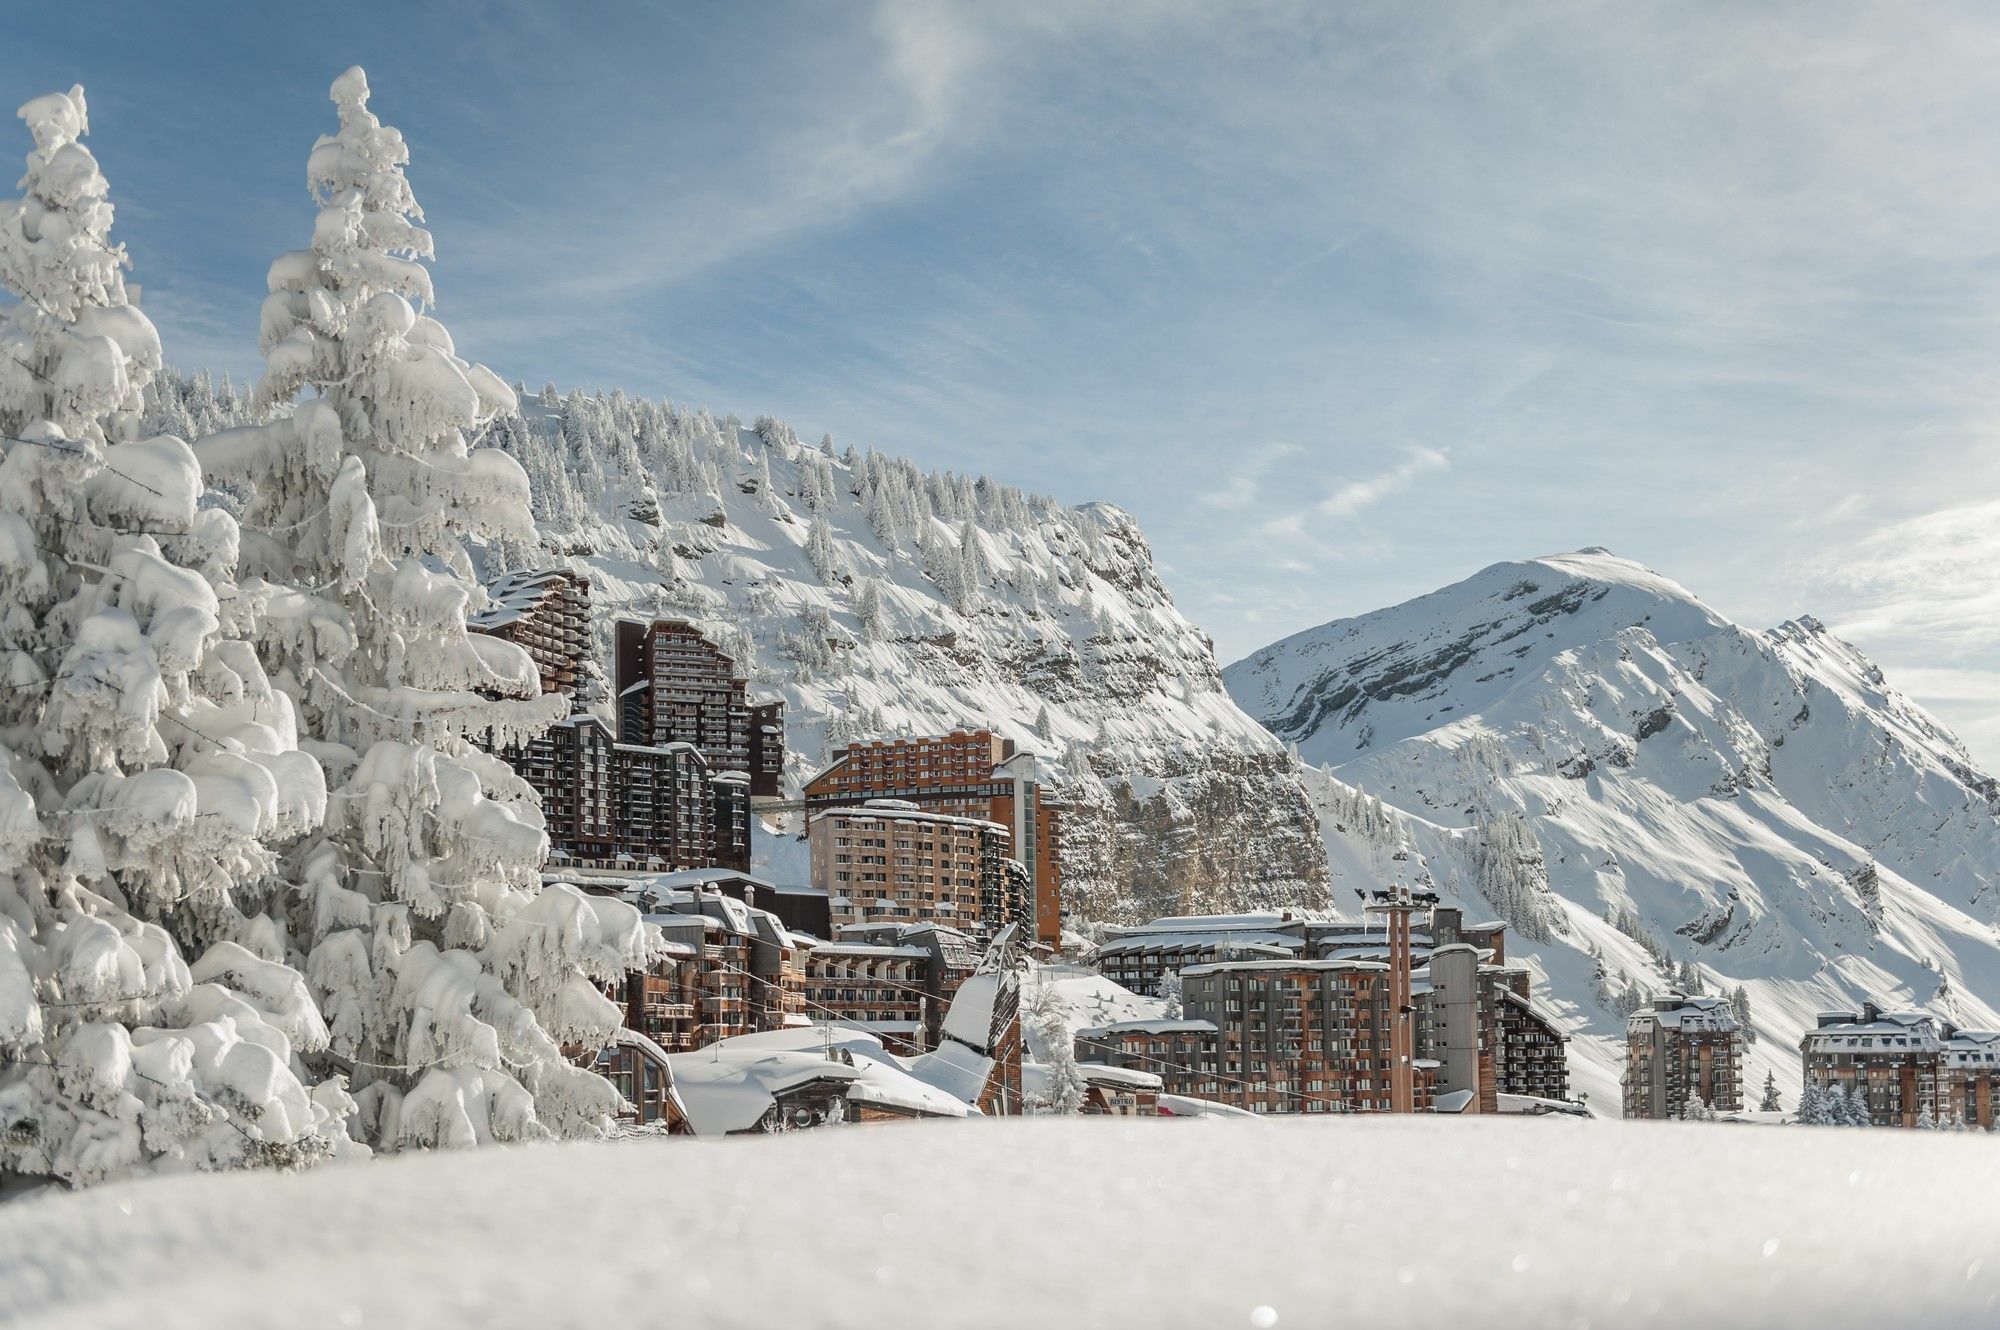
[810,800,1011,936]
[804,729,1064,945]
[1073,1019,1221,1098]
[1496,972,1572,1102]
[835,921,979,1049]
[1802,1003,2000,1128]
[506,716,722,872]
[1089,906,1565,1113]
[614,880,805,1041]
[1623,993,1744,1119]
[470,591,777,874]
[469,568,591,696]
[797,938,931,1055]
[1093,906,1511,997]
[611,618,788,870]
[1180,958,1437,1114]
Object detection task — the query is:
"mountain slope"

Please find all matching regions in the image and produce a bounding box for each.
[1226,549,2000,1111]
[482,388,1330,923]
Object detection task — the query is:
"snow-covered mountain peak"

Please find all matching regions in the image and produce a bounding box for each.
[1227,549,2000,1113]
[1224,548,1731,765]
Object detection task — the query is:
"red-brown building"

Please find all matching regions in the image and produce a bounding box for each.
[1179,958,1439,1114]
[810,800,1012,936]
[1802,1003,2000,1129]
[612,618,785,869]
[804,729,1064,946]
[475,597,780,874]
[797,938,931,1055]
[503,716,722,873]
[1624,993,1743,1120]
[470,568,591,696]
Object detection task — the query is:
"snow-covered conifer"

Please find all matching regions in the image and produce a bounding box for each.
[1730,984,1754,1042]
[805,512,842,584]
[0,86,359,1186]
[853,576,887,639]
[1024,980,1087,1115]
[194,68,648,1152]
[1758,1070,1782,1113]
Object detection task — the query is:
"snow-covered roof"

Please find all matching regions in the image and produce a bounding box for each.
[939,972,1003,1050]
[1802,1007,1945,1051]
[668,1048,862,1135]
[1181,958,1390,978]
[809,802,1008,835]
[1155,1093,1260,1119]
[1074,1019,1218,1039]
[905,1038,991,1105]
[1075,1062,1165,1091]
[1634,993,1738,1033]
[470,568,578,629]
[1094,931,1301,957]
[667,1033,971,1134]
[807,941,930,960]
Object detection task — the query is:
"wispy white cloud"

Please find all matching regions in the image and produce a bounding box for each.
[1316,447,1450,519]
[1810,500,2000,659]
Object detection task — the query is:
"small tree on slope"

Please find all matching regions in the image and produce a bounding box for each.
[1758,1070,1782,1113]
[1024,979,1088,1115]
[195,68,652,1150]
[0,86,357,1185]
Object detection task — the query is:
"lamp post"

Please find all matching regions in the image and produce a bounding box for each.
[1360,885,1438,1114]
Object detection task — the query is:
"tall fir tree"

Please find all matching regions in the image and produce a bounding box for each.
[195,68,653,1151]
[0,86,357,1185]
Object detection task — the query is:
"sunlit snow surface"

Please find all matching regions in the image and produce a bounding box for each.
[4,1118,1996,1328]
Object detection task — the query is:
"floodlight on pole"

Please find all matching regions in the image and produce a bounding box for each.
[1362,884,1427,1114]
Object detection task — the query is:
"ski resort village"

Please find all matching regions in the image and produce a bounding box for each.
[9,8,2000,1328]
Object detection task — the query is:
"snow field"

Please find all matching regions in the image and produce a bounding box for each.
[3,1117,1997,1329]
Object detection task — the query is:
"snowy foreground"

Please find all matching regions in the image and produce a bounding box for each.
[5,1119,1998,1329]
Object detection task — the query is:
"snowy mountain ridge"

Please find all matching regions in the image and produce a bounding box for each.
[1226,549,2000,1110]
[458,386,1331,922]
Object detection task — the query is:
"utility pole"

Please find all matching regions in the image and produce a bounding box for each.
[1361,886,1439,1113]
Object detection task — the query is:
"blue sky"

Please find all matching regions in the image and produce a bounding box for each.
[10,2,2000,758]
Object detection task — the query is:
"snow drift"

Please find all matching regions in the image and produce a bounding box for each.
[4,1118,1998,1329]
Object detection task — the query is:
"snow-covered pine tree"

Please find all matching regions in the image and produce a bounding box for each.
[956,517,987,605]
[1795,1081,1826,1125]
[1758,1070,1782,1112]
[195,68,652,1151]
[0,85,363,1186]
[1470,810,1560,942]
[805,512,841,584]
[853,576,887,639]
[1024,978,1087,1115]
[1155,968,1184,1018]
[1729,984,1754,1042]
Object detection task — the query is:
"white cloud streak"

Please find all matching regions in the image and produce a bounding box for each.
[1316,447,1450,519]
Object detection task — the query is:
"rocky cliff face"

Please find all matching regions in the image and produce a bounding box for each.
[476,387,1330,924]
[1227,549,2000,1110]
